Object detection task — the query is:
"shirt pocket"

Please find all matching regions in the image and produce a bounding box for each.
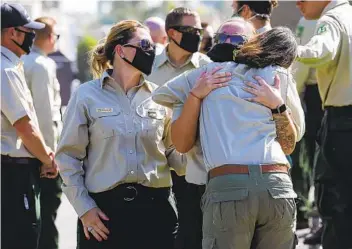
[91,110,124,139]
[136,104,166,140]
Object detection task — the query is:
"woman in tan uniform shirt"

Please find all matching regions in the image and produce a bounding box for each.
[55,20,185,249]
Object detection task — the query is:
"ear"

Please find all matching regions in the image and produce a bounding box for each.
[114,44,124,58]
[167,29,175,40]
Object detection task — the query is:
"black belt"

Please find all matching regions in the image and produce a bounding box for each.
[90,183,171,202]
[325,105,352,117]
[1,155,39,165]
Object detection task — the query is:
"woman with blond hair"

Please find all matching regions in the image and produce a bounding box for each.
[55,20,184,249]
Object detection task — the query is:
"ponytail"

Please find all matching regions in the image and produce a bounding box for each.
[89,43,110,79]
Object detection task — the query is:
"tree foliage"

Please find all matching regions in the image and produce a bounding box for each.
[77,36,97,82]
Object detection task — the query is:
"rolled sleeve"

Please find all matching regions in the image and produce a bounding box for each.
[55,92,96,217]
[1,69,30,124]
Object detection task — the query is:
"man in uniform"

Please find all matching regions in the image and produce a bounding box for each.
[147,7,211,249]
[296,0,352,248]
[23,16,63,249]
[144,16,168,55]
[1,3,58,249]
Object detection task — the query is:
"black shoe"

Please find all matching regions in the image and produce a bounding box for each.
[303,226,323,245]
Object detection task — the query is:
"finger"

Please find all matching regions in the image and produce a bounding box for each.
[242,86,258,95]
[253,76,269,87]
[198,71,206,79]
[210,66,223,75]
[90,228,103,242]
[244,98,255,102]
[84,227,90,240]
[213,71,232,79]
[98,210,110,221]
[274,75,281,90]
[213,83,229,89]
[92,225,108,240]
[96,219,110,235]
[245,81,260,90]
[212,77,231,84]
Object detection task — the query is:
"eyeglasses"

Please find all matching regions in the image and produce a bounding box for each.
[14,28,35,36]
[123,39,155,51]
[170,26,203,36]
[214,33,247,46]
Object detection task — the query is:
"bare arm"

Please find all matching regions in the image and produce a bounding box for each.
[171,94,202,153]
[14,116,53,164]
[171,67,231,153]
[272,111,297,155]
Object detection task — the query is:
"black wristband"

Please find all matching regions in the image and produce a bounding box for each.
[271,104,287,114]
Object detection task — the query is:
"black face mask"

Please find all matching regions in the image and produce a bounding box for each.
[172,32,201,53]
[12,28,36,54]
[206,43,240,63]
[122,45,156,75]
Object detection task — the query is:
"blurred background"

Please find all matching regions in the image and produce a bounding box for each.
[6,0,303,108]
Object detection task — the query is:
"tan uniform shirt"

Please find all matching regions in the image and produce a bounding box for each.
[147,46,211,185]
[22,46,62,151]
[1,46,40,158]
[153,62,305,173]
[55,70,186,217]
[293,18,318,95]
[297,0,352,107]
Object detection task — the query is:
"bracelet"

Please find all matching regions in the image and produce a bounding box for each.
[190,91,201,100]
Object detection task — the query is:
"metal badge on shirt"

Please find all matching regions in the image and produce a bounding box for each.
[96,108,113,113]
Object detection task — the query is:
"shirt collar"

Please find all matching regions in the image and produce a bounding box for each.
[256,24,272,34]
[155,44,200,68]
[322,0,349,15]
[99,69,154,92]
[1,46,22,66]
[31,45,46,56]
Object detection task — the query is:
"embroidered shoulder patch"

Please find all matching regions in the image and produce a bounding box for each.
[316,24,327,35]
[296,26,304,38]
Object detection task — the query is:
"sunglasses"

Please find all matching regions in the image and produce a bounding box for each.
[123,39,155,51]
[214,33,247,46]
[14,28,35,36]
[170,26,203,36]
[52,33,60,41]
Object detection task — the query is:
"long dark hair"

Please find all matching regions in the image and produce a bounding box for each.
[234,27,297,69]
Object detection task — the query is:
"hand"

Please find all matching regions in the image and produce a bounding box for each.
[40,152,58,178]
[191,66,231,100]
[81,207,110,242]
[243,75,284,109]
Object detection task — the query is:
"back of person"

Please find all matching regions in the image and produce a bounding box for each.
[199,63,288,168]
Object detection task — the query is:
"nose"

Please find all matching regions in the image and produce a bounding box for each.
[225,37,231,44]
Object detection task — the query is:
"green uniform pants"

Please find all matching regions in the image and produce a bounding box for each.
[202,166,298,249]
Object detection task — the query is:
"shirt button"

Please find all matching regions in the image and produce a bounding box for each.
[130,171,135,174]
[129,150,133,154]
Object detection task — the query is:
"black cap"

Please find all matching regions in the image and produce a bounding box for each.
[1,3,45,30]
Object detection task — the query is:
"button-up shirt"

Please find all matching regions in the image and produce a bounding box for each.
[297,0,352,107]
[293,18,318,96]
[256,23,272,34]
[1,46,40,158]
[147,45,212,185]
[153,62,305,176]
[55,70,186,217]
[22,46,62,151]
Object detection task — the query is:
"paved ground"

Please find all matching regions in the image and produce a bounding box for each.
[56,195,321,249]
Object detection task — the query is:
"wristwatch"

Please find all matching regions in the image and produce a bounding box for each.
[271,104,287,114]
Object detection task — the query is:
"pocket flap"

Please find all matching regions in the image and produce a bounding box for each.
[92,108,121,119]
[136,106,166,120]
[267,187,297,199]
[209,187,249,202]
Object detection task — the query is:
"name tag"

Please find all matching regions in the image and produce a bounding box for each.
[96,108,113,113]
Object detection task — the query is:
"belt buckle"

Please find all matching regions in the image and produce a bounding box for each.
[124,186,138,202]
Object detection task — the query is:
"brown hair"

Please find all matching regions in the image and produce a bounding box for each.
[34,17,57,40]
[165,7,199,31]
[234,26,297,69]
[89,20,147,79]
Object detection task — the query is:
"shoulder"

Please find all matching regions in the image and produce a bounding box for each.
[72,79,100,102]
[194,52,212,66]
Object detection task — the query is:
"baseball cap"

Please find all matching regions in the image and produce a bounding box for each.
[1,3,45,30]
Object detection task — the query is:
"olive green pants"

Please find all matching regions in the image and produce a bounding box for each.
[202,166,298,249]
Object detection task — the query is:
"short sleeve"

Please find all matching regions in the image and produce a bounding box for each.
[1,69,31,124]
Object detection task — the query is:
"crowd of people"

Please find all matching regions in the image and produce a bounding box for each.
[1,1,351,249]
